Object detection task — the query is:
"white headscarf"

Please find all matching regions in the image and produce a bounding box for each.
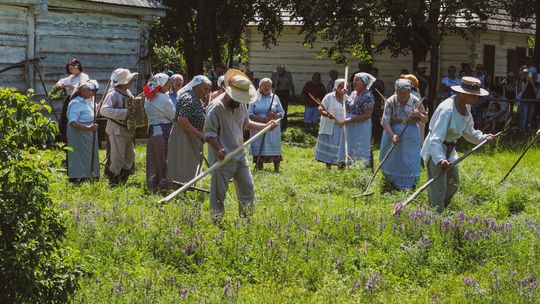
[255,77,273,101]
[355,72,376,90]
[333,78,347,91]
[178,75,211,96]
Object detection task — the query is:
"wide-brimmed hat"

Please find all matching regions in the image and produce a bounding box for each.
[112,68,138,86]
[223,69,257,104]
[451,76,489,96]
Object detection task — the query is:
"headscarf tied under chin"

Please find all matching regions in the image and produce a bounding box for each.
[394,79,412,92]
[144,73,169,100]
[178,75,211,96]
[356,72,376,90]
[256,77,273,102]
[333,78,347,91]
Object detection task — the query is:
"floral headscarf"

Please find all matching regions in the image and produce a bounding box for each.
[144,73,169,100]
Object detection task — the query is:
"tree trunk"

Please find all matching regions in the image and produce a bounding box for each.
[534,0,540,66]
[427,0,441,118]
[208,0,221,69]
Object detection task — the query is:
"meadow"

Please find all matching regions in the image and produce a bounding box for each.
[48,105,539,303]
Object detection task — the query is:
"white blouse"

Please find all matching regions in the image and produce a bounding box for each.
[57,72,89,96]
[318,92,348,135]
[420,96,485,164]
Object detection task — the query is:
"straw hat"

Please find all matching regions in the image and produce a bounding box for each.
[112,68,138,86]
[451,76,489,96]
[223,69,257,104]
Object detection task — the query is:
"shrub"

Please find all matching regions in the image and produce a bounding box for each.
[0,88,85,303]
[151,45,186,75]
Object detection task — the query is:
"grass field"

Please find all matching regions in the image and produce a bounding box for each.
[48,105,540,303]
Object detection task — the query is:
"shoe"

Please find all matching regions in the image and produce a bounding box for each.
[109,174,121,187]
[119,169,131,184]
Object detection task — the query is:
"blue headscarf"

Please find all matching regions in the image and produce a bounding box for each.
[394,79,412,92]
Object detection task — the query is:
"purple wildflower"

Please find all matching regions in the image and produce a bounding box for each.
[463,277,477,287]
[421,234,431,248]
[179,288,188,298]
[184,243,196,255]
[115,282,124,293]
[443,217,452,231]
[400,243,410,253]
[222,283,231,298]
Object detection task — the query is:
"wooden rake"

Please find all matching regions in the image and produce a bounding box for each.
[499,130,540,184]
[159,118,282,204]
[393,131,503,215]
[353,97,425,198]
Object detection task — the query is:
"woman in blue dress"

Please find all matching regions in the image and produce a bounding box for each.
[344,72,376,167]
[249,78,285,172]
[66,80,99,182]
[380,79,428,189]
[315,78,348,168]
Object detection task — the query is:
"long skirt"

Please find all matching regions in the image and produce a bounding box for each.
[315,123,344,165]
[249,123,282,162]
[379,123,421,189]
[342,115,372,167]
[67,123,99,179]
[146,123,172,190]
[167,123,203,183]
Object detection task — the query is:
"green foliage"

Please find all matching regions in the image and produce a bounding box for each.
[151,0,286,76]
[150,45,186,75]
[505,188,528,215]
[0,87,85,303]
[47,85,67,105]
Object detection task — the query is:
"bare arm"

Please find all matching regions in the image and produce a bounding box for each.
[69,121,98,132]
[207,136,225,160]
[346,109,372,124]
[178,117,205,141]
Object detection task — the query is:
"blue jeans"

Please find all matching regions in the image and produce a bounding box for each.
[518,102,536,130]
[304,106,319,124]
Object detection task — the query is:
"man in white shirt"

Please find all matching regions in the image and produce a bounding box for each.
[421,77,497,213]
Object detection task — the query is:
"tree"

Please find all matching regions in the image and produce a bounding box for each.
[287,0,498,112]
[152,0,286,79]
[504,0,540,65]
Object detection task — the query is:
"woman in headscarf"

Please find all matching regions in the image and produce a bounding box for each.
[380,79,428,190]
[248,78,285,171]
[315,78,349,169]
[167,75,212,183]
[345,72,376,167]
[57,59,89,143]
[401,73,426,142]
[143,73,175,190]
[66,79,99,182]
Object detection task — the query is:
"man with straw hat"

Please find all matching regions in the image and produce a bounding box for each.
[420,76,497,213]
[100,68,138,186]
[204,69,278,222]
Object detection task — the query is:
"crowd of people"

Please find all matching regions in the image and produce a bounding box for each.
[57,57,539,222]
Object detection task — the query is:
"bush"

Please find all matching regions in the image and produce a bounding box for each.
[151,45,186,75]
[0,88,85,303]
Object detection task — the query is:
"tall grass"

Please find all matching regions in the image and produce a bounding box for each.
[49,105,540,303]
